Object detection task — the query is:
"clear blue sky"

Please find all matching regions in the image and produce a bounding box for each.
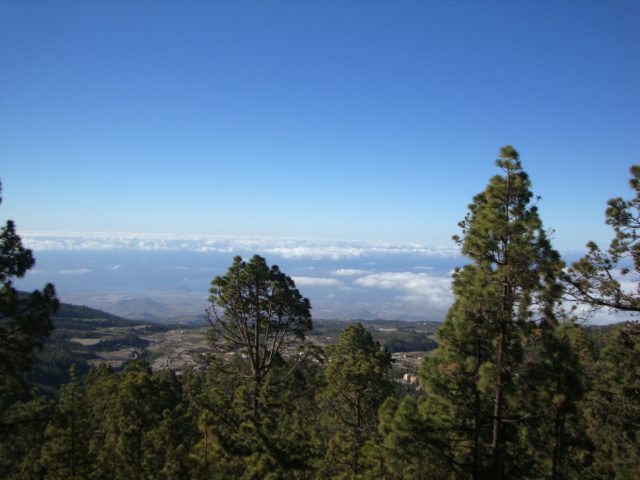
[1,0,638,251]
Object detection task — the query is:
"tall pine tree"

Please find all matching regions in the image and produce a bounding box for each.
[421,146,565,479]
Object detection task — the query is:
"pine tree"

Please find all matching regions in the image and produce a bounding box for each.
[39,365,93,479]
[0,181,58,477]
[0,181,58,414]
[516,322,594,479]
[144,369,196,480]
[376,396,450,479]
[201,255,318,479]
[419,265,497,478]
[566,165,640,313]
[586,322,639,479]
[206,255,312,420]
[82,361,196,480]
[316,322,393,479]
[83,364,120,479]
[0,395,52,479]
[187,360,248,479]
[420,146,565,479]
[564,164,640,478]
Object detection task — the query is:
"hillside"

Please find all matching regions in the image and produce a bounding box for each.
[54,302,130,322]
[27,300,440,396]
[27,301,167,395]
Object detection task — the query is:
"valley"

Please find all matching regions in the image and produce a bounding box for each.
[28,301,440,394]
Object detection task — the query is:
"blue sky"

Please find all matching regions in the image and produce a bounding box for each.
[1,1,639,251]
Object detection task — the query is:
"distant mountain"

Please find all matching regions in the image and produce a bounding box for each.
[82,295,208,323]
[18,291,127,323]
[110,296,172,320]
[52,301,143,331]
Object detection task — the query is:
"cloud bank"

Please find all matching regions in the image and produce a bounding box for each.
[21,232,461,260]
[354,271,453,309]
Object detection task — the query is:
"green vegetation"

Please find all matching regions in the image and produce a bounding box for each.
[206,254,313,420]
[1,181,59,423]
[383,330,437,353]
[23,304,164,395]
[317,322,393,478]
[1,150,639,479]
[566,165,640,313]
[419,146,567,478]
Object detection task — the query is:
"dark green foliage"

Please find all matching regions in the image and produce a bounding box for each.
[207,254,312,420]
[26,340,91,397]
[418,147,584,479]
[378,396,454,479]
[565,165,640,478]
[186,353,322,479]
[39,365,93,479]
[187,358,255,478]
[69,361,197,480]
[0,395,52,478]
[316,322,393,479]
[384,331,437,353]
[516,323,593,478]
[0,209,59,409]
[586,321,640,479]
[0,182,59,476]
[195,255,318,478]
[418,265,496,478]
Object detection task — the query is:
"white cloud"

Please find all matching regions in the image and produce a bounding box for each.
[20,231,461,260]
[611,269,640,296]
[105,265,120,271]
[58,268,92,275]
[354,271,453,309]
[265,242,460,260]
[332,268,371,276]
[292,276,342,287]
[569,301,636,325]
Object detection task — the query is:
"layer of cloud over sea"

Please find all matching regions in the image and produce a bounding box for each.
[16,232,631,325]
[18,232,460,322]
